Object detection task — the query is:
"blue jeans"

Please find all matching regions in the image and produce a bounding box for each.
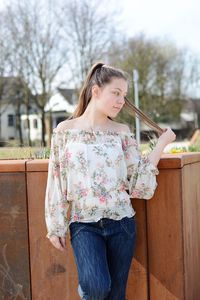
[69,215,137,300]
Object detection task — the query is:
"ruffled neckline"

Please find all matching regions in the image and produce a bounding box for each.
[53,128,134,136]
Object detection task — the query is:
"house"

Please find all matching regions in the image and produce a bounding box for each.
[0,76,78,146]
[0,76,38,145]
[22,88,78,145]
[44,88,77,145]
[1,76,199,146]
[44,88,77,129]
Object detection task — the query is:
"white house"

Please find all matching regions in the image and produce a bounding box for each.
[0,76,77,145]
[21,88,77,144]
[0,103,17,141]
[44,88,77,129]
[1,76,199,146]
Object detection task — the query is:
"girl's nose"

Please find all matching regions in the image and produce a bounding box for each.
[118,96,125,105]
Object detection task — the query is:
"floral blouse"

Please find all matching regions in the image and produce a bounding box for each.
[45,128,159,239]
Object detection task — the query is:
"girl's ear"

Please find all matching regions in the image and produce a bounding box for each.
[92,84,101,98]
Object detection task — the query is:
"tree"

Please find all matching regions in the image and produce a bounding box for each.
[4,0,68,146]
[58,0,119,88]
[108,34,198,125]
[0,12,12,141]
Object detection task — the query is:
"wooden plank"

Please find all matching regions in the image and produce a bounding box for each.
[26,159,48,172]
[0,160,26,172]
[127,200,148,300]
[26,170,80,300]
[182,163,200,300]
[147,169,184,300]
[158,153,200,170]
[27,160,148,299]
[0,172,31,299]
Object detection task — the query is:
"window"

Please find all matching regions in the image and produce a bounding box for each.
[33,119,38,129]
[8,114,14,127]
[24,119,28,129]
[56,117,66,126]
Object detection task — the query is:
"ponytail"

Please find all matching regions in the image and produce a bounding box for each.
[68,62,163,134]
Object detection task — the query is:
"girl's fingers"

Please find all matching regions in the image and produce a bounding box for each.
[60,237,67,249]
[50,236,65,251]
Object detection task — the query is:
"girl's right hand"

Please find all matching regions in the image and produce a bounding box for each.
[49,235,67,252]
[158,127,176,146]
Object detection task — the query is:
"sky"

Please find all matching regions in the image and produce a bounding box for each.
[0,0,200,94]
[117,0,200,55]
[1,0,199,53]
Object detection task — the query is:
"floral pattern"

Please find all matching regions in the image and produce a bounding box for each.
[45,128,159,239]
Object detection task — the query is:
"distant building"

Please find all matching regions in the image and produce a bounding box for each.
[1,76,200,145]
[44,88,77,129]
[44,88,77,145]
[0,76,78,146]
[0,76,38,144]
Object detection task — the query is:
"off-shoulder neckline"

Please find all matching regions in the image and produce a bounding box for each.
[53,128,134,136]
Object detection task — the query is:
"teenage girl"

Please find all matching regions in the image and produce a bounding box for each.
[45,62,176,300]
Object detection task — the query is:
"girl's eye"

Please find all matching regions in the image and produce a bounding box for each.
[113,91,120,96]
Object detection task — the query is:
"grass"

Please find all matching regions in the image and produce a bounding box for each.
[0,143,149,160]
[0,136,200,160]
[0,147,50,159]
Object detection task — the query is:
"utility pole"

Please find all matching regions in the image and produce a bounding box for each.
[133,69,140,145]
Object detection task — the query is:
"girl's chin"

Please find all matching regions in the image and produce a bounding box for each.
[110,111,119,117]
[105,109,120,118]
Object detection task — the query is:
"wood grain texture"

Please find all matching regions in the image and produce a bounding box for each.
[0,172,31,299]
[0,160,26,172]
[1,153,200,299]
[26,170,80,300]
[158,153,200,169]
[127,200,148,300]
[146,169,184,300]
[182,162,200,300]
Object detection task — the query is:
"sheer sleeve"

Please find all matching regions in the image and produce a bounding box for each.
[45,130,70,239]
[122,132,159,200]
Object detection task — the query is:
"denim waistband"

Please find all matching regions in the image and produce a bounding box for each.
[70,215,135,230]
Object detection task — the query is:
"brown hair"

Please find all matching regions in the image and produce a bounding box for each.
[69,62,163,134]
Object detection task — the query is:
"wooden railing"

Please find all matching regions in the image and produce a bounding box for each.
[0,153,200,300]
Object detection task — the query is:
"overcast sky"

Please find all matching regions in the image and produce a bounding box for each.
[1,0,200,94]
[1,0,199,54]
[117,0,200,54]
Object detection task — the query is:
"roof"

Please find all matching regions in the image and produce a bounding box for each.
[57,88,78,105]
[44,91,76,113]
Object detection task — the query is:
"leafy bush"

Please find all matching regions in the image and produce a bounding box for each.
[188,144,200,152]
[34,148,50,159]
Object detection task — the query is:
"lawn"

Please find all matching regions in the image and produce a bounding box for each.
[0,144,149,159]
[0,136,200,160]
[0,147,50,159]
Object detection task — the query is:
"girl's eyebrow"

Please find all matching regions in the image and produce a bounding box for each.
[113,88,127,94]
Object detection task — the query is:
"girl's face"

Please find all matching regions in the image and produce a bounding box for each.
[95,78,128,118]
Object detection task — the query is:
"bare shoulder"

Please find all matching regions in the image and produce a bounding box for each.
[55,119,75,131]
[110,120,130,133]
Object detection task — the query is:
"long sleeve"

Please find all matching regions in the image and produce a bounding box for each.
[45,131,70,239]
[122,133,159,200]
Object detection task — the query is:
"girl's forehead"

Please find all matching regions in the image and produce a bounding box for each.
[108,78,128,90]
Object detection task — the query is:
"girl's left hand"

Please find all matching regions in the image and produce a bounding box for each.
[158,127,176,146]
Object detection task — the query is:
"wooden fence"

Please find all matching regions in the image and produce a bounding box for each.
[0,153,200,300]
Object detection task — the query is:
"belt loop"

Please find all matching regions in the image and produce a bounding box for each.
[99,219,103,228]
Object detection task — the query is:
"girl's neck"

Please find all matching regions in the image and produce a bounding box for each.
[78,113,110,131]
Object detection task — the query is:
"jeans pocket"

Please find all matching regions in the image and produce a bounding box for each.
[69,222,87,241]
[120,216,137,239]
